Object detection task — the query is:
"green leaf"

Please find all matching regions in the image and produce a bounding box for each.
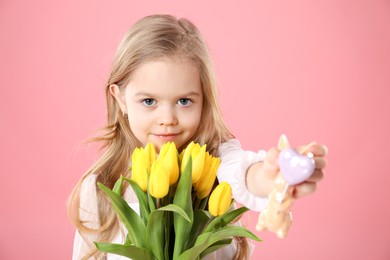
[124,234,132,246]
[179,226,261,260]
[172,157,194,259]
[112,176,123,195]
[196,225,261,245]
[187,209,212,248]
[148,189,156,212]
[97,182,147,248]
[204,206,250,233]
[123,177,150,221]
[199,238,232,258]
[94,242,155,260]
[157,204,191,222]
[147,210,165,260]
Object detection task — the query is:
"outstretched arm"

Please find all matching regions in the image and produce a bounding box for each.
[218,137,327,210]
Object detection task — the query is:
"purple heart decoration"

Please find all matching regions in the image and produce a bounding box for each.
[278,148,315,185]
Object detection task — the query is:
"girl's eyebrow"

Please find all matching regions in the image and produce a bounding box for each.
[134,91,201,97]
[133,91,154,97]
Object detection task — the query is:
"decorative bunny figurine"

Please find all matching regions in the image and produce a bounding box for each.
[256,135,315,238]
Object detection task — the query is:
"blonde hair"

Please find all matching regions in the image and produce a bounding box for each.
[68,14,249,259]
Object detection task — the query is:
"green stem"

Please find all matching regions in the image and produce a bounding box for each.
[164,211,172,260]
[169,186,175,204]
[193,196,201,211]
[199,197,209,210]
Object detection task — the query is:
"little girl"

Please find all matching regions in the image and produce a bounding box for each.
[68,14,327,260]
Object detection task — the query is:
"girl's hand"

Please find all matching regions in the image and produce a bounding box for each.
[292,142,327,199]
[246,142,328,199]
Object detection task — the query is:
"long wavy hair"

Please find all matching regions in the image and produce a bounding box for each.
[68,14,249,259]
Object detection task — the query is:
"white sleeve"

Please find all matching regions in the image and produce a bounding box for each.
[72,174,100,260]
[217,139,268,212]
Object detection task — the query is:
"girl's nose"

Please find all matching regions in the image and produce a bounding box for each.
[158,106,178,126]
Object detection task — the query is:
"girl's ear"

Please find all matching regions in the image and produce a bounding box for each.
[109,84,127,114]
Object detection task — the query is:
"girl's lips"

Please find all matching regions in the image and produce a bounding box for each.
[155,133,179,141]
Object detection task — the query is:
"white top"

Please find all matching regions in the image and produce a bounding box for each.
[73,139,267,259]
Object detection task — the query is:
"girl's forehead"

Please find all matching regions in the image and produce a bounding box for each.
[126,57,202,96]
[141,56,197,70]
[121,55,200,86]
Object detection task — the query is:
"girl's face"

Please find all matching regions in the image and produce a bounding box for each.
[113,57,203,152]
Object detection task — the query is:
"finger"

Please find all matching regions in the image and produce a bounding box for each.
[292,182,318,199]
[313,157,327,170]
[298,143,328,157]
[309,144,328,157]
[264,147,279,167]
[306,169,324,183]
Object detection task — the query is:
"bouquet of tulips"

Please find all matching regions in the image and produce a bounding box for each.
[95,142,260,260]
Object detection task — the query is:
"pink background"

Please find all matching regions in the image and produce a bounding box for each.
[1,0,389,259]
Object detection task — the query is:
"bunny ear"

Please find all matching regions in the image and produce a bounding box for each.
[277,134,290,150]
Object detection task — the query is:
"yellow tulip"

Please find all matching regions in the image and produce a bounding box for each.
[193,152,211,190]
[180,141,195,173]
[208,182,232,216]
[196,156,220,199]
[145,143,157,166]
[179,149,184,162]
[191,144,206,183]
[149,160,170,199]
[159,142,179,185]
[131,147,149,192]
[181,142,207,183]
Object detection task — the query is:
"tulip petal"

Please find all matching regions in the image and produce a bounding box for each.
[180,141,194,173]
[191,144,206,183]
[132,147,149,192]
[196,156,220,199]
[208,182,232,216]
[149,161,169,199]
[160,142,179,185]
[145,143,157,165]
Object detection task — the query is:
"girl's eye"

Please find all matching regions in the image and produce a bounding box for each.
[177,98,192,106]
[142,98,157,106]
